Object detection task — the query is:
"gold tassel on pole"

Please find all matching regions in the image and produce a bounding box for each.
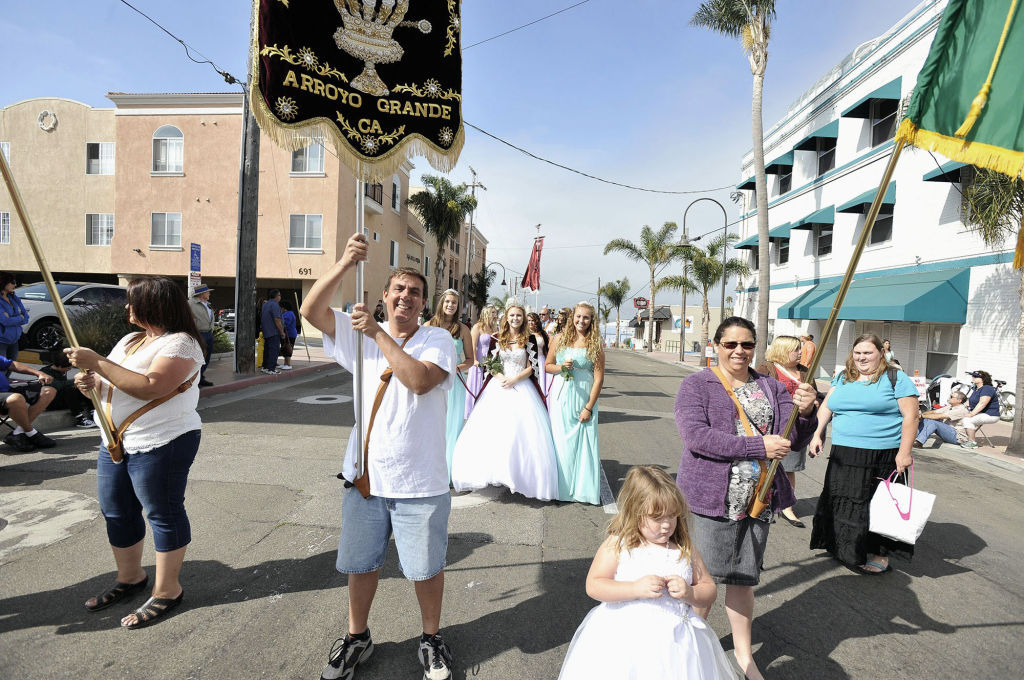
[0,150,120,459]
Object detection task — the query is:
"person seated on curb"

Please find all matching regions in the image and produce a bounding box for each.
[40,351,97,428]
[915,390,970,447]
[1,355,58,451]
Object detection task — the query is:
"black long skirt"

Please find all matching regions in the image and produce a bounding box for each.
[809,444,913,566]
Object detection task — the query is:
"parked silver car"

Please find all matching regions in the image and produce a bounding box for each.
[17,282,127,350]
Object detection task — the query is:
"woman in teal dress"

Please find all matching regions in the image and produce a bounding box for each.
[425,289,474,477]
[545,301,605,504]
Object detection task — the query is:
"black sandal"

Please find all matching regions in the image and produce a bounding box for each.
[122,591,184,629]
[84,575,149,612]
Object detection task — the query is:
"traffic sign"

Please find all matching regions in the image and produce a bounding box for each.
[633,297,649,309]
[190,243,201,271]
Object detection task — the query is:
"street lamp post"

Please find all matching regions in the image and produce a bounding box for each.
[678,230,690,363]
[683,197,730,329]
[486,261,508,302]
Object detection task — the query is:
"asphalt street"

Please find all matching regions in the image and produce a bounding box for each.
[1,350,1022,679]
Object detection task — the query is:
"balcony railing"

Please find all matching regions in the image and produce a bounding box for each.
[364,183,384,205]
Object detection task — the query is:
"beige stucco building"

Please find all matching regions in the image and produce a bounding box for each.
[1,93,487,332]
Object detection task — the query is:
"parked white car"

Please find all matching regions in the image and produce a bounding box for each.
[17,282,127,350]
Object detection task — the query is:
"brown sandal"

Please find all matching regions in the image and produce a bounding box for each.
[122,590,184,629]
[84,575,149,612]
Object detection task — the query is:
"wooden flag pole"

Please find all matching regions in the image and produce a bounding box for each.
[749,138,906,518]
[0,151,119,454]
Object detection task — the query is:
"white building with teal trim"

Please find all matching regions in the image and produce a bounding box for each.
[732,0,1018,390]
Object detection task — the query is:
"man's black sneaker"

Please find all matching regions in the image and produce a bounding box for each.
[3,433,35,452]
[199,379,214,387]
[321,631,374,680]
[418,633,453,680]
[28,431,56,449]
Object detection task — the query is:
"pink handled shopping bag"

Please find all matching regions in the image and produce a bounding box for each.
[869,465,935,544]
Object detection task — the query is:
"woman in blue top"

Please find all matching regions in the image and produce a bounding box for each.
[808,333,919,574]
[0,272,29,361]
[961,370,1001,449]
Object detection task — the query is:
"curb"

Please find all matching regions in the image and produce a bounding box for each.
[197,362,337,398]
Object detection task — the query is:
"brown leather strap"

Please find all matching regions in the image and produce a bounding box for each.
[712,366,756,437]
[103,334,199,449]
[353,329,417,498]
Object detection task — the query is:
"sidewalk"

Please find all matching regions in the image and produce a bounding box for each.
[614,346,1024,472]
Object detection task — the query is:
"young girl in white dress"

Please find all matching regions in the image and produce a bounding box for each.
[450,303,560,500]
[559,466,739,680]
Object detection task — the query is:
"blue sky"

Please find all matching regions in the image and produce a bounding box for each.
[4,0,925,312]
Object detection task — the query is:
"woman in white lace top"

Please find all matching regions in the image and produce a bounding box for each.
[68,277,205,630]
[450,303,561,500]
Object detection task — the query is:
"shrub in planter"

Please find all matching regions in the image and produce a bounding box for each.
[68,303,137,357]
[212,326,233,353]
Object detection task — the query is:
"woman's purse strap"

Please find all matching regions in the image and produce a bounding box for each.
[113,371,200,441]
[104,334,147,425]
[712,366,756,437]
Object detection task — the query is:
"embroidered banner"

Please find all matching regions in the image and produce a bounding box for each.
[521,237,544,291]
[250,0,464,179]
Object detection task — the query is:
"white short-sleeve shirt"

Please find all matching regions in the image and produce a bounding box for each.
[323,310,455,498]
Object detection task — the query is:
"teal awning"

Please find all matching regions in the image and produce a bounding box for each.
[734,233,759,249]
[790,206,835,230]
[837,183,896,213]
[923,161,967,182]
[736,176,756,190]
[768,222,792,240]
[842,77,902,118]
[777,269,969,323]
[765,151,794,175]
[794,120,839,151]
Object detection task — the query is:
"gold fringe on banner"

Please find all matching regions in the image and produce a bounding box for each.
[895,118,1024,180]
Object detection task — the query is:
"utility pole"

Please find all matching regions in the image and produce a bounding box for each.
[596,277,601,333]
[233,89,261,373]
[465,166,486,318]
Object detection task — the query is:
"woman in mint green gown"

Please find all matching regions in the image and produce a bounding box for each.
[425,289,474,477]
[545,302,605,504]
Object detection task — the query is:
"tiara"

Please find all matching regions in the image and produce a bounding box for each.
[441,288,459,297]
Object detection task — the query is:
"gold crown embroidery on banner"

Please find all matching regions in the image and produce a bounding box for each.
[333,0,432,97]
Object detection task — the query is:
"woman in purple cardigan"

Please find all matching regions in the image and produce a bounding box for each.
[675,317,817,680]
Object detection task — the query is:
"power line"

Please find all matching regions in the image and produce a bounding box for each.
[118,0,243,86]
[463,0,594,50]
[466,122,736,195]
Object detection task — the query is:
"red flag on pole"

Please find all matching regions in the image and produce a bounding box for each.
[520,237,544,291]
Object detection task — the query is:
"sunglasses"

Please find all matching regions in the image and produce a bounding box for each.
[719,341,756,350]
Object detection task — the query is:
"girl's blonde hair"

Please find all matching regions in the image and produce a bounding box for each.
[554,307,572,334]
[764,335,801,365]
[477,305,498,333]
[429,289,462,338]
[841,333,889,384]
[497,304,528,348]
[557,301,603,363]
[608,466,692,559]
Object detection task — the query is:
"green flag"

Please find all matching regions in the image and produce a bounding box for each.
[896,0,1024,178]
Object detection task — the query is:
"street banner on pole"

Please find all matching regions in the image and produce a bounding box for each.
[250,0,464,181]
[520,237,544,291]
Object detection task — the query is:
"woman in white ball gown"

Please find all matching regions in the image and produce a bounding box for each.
[450,303,560,500]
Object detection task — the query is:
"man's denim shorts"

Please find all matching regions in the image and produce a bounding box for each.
[336,487,450,581]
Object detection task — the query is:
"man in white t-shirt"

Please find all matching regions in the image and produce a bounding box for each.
[302,233,457,680]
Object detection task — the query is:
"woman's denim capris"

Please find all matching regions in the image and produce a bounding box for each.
[96,429,201,552]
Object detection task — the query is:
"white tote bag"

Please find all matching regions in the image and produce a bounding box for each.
[869,466,935,544]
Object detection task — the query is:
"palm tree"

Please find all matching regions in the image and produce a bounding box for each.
[600,277,630,348]
[691,0,777,360]
[604,223,681,352]
[467,264,496,320]
[405,174,478,308]
[659,233,751,349]
[961,167,1024,455]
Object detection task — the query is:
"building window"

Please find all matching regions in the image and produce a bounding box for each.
[870,98,898,146]
[152,125,184,173]
[0,141,9,164]
[86,213,114,246]
[750,249,759,270]
[926,324,960,377]
[373,231,380,242]
[814,225,833,257]
[86,142,115,175]
[364,182,383,204]
[870,210,894,244]
[390,240,399,267]
[391,174,401,212]
[776,240,789,265]
[425,255,430,277]
[816,137,836,176]
[776,169,792,196]
[0,212,9,244]
[150,212,182,247]
[291,139,324,173]
[289,214,323,250]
